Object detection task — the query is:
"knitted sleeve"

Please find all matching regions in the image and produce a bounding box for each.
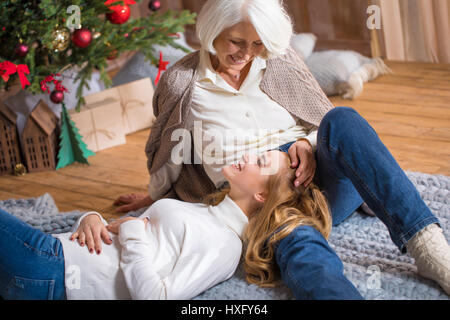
[145,52,199,176]
[260,46,334,127]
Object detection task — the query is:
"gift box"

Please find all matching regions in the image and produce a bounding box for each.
[83,78,155,135]
[68,97,126,152]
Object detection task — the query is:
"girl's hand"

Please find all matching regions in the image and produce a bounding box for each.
[70,214,112,255]
[106,217,149,235]
[287,139,316,188]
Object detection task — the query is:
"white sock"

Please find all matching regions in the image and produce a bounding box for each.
[406,223,450,295]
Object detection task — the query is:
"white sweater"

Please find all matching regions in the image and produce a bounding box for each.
[148,50,317,199]
[52,195,248,300]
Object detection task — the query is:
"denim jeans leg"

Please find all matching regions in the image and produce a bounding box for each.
[316,107,440,252]
[0,208,66,300]
[314,145,364,226]
[275,225,363,300]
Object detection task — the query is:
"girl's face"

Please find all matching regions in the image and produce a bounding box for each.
[212,21,266,73]
[222,150,289,203]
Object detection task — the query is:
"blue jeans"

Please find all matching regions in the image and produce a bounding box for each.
[0,208,66,300]
[276,107,440,300]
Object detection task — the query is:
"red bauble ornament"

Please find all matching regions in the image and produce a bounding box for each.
[14,44,29,57]
[107,5,131,24]
[50,90,64,104]
[72,29,92,48]
[148,0,161,11]
[107,49,118,60]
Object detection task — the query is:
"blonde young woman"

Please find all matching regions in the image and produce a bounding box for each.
[108,0,449,298]
[206,151,339,291]
[206,148,360,299]
[1,150,310,300]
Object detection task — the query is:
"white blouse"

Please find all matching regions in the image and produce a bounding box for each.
[53,195,247,300]
[148,50,317,199]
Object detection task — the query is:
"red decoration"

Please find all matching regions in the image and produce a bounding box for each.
[40,73,68,104]
[16,65,31,89]
[50,90,64,104]
[71,29,92,48]
[0,61,31,89]
[107,49,118,60]
[107,5,130,24]
[104,0,136,6]
[14,44,29,57]
[0,61,17,82]
[105,0,136,24]
[40,74,68,93]
[148,0,162,11]
[155,51,169,86]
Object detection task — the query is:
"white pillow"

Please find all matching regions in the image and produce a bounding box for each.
[290,33,317,60]
[306,50,392,99]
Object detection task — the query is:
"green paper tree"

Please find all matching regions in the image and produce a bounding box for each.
[56,103,95,169]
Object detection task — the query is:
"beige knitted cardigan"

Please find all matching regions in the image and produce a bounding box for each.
[145,47,334,203]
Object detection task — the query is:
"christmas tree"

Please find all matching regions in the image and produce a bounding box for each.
[0,0,196,110]
[56,103,95,169]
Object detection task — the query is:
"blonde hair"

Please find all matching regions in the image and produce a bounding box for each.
[196,0,293,59]
[203,153,332,287]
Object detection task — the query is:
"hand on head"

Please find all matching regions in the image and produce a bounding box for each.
[287,140,316,188]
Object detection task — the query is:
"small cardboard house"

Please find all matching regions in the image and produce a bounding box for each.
[0,101,23,175]
[21,100,59,172]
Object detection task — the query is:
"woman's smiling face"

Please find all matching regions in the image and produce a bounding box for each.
[212,21,266,73]
[222,150,289,203]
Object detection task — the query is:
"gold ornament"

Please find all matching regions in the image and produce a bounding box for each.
[93,31,101,39]
[52,27,70,52]
[14,163,27,176]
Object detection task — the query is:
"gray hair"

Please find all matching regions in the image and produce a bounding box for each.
[196,0,293,59]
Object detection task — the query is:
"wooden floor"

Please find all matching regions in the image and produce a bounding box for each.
[1,60,449,221]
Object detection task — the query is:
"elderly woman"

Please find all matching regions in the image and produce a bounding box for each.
[110,0,449,298]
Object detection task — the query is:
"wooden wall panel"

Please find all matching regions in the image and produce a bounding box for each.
[179,0,207,48]
[284,0,372,56]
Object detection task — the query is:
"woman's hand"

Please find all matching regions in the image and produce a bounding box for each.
[288,140,316,188]
[113,193,154,213]
[70,214,112,255]
[106,217,149,235]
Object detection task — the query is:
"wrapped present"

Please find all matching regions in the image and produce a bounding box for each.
[68,97,126,152]
[83,78,155,135]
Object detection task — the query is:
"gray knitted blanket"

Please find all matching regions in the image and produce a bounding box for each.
[1,171,449,300]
